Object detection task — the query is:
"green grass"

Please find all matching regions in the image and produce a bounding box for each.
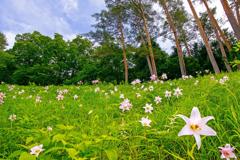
[0,72,239,160]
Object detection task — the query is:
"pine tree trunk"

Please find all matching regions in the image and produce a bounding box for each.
[140,35,154,76]
[162,0,187,75]
[139,4,158,77]
[215,29,232,72]
[118,18,128,83]
[235,0,240,25]
[220,0,240,40]
[202,0,232,51]
[187,0,220,74]
[184,40,192,57]
[146,55,153,75]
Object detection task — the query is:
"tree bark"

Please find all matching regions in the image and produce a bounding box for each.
[187,0,220,74]
[214,28,232,72]
[118,17,128,83]
[139,3,158,76]
[140,35,154,76]
[202,0,232,51]
[220,0,240,40]
[184,40,192,57]
[146,55,153,75]
[235,0,240,25]
[161,0,187,75]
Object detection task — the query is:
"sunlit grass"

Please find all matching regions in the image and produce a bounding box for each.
[0,72,239,159]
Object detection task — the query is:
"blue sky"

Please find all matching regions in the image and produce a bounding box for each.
[0,0,230,52]
[0,0,105,48]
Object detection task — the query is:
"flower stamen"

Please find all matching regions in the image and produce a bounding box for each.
[190,124,201,131]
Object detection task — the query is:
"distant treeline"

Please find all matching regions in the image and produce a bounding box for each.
[0,31,239,85]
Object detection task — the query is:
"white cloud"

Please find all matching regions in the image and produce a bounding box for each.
[60,0,78,17]
[2,0,74,34]
[4,31,16,49]
[88,0,105,8]
[0,0,234,52]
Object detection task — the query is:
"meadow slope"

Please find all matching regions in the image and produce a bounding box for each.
[0,73,240,160]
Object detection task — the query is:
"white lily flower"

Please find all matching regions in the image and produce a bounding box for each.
[173,87,183,98]
[8,114,17,121]
[119,99,132,112]
[178,107,216,150]
[143,103,153,113]
[154,96,162,104]
[120,94,124,99]
[148,86,154,91]
[219,79,225,85]
[139,117,151,127]
[161,73,168,80]
[165,90,172,98]
[150,74,157,81]
[56,94,64,101]
[131,79,141,85]
[219,144,237,160]
[73,95,78,100]
[95,87,100,93]
[30,144,44,157]
[35,96,42,103]
[47,126,53,132]
[222,76,229,81]
[136,93,141,98]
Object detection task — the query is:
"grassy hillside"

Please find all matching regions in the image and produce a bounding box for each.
[0,72,239,159]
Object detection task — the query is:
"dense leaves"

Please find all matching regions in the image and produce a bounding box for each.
[0,31,238,85]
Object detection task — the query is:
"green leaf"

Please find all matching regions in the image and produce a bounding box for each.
[105,149,118,160]
[52,134,65,142]
[8,150,22,159]
[66,148,78,159]
[26,137,34,145]
[52,134,67,145]
[19,152,36,160]
[56,124,75,130]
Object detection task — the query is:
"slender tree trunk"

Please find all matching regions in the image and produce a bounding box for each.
[184,40,192,56]
[140,35,154,75]
[235,0,240,25]
[214,29,232,72]
[131,0,157,76]
[118,18,128,83]
[202,0,232,51]
[146,55,153,75]
[220,0,240,40]
[187,0,220,74]
[161,0,187,75]
[139,5,158,76]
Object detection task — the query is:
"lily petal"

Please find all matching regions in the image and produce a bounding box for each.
[177,114,190,123]
[200,116,214,124]
[199,125,216,136]
[178,125,194,136]
[193,134,201,150]
[190,107,201,120]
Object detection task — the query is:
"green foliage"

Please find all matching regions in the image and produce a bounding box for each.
[0,32,8,51]
[230,41,240,68]
[0,30,235,85]
[0,51,15,82]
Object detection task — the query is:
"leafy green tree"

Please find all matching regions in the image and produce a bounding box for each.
[0,32,8,51]
[0,51,15,82]
[158,0,187,76]
[91,0,129,83]
[128,0,159,76]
